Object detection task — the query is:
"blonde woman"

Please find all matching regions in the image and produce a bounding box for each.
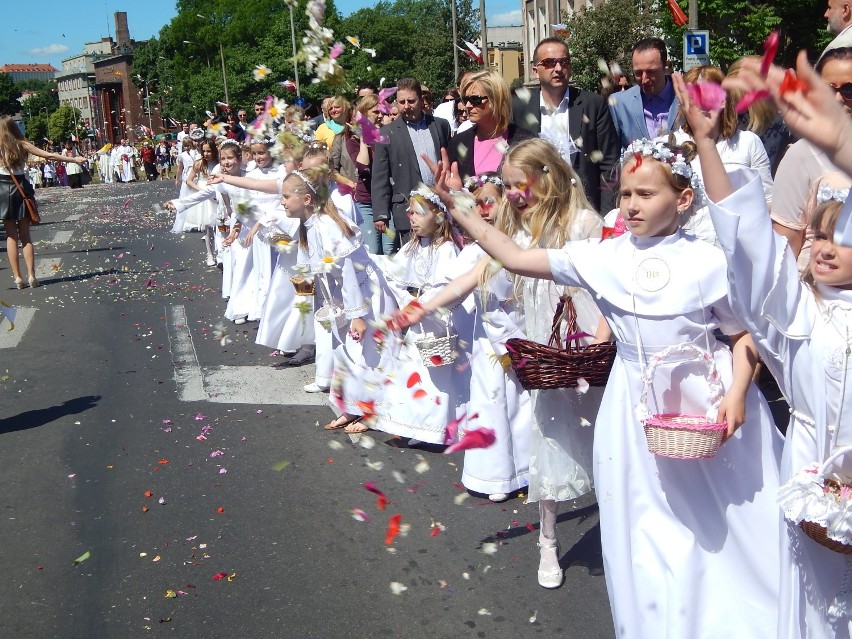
[314,96,350,149]
[0,116,84,288]
[448,68,534,179]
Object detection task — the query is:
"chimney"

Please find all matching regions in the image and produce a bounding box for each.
[115,11,131,49]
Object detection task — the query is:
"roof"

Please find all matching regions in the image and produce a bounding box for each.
[0,64,58,73]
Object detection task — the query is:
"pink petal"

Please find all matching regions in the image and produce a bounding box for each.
[685,81,727,111]
[761,31,779,78]
[734,89,771,114]
[444,427,496,454]
[330,42,345,60]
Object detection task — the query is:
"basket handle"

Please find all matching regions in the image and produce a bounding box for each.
[818,445,852,479]
[547,294,582,350]
[636,343,724,422]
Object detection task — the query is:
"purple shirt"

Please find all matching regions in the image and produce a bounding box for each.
[641,77,675,138]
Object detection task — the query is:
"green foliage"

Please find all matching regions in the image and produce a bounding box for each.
[0,73,22,116]
[48,105,83,143]
[660,0,831,70]
[562,0,662,92]
[16,78,54,92]
[137,0,479,121]
[21,89,59,144]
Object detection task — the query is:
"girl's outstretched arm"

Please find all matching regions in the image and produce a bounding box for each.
[717,331,759,442]
[396,257,489,328]
[207,173,279,194]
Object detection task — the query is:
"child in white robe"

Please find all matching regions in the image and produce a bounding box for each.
[437,136,785,638]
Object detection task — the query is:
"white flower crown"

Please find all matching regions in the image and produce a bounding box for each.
[818,184,850,205]
[463,174,504,192]
[409,185,448,216]
[622,138,693,180]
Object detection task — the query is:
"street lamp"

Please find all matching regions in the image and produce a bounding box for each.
[287,4,301,97]
[196,14,230,105]
[136,74,155,135]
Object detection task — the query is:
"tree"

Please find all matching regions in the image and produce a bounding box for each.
[562,0,662,92]
[48,105,82,144]
[660,0,831,70]
[0,73,22,116]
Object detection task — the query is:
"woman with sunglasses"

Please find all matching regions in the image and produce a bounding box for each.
[771,46,852,269]
[448,69,534,180]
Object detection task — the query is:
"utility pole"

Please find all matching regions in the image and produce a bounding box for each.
[479,0,487,67]
[289,4,301,97]
[688,0,698,29]
[451,0,459,82]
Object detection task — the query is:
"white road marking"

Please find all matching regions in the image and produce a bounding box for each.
[64,214,83,222]
[166,304,208,402]
[34,258,60,279]
[166,304,324,406]
[203,365,326,405]
[0,307,36,348]
[52,230,74,244]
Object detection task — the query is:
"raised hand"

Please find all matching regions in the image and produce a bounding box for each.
[672,72,722,143]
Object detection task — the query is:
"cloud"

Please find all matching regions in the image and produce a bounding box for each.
[28,44,69,56]
[488,9,522,26]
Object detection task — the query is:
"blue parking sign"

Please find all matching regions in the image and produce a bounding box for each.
[683,30,710,70]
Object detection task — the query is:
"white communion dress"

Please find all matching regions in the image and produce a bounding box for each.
[710,169,852,639]
[546,230,784,638]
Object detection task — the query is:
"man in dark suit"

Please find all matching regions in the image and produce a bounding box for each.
[372,77,451,246]
[511,37,620,213]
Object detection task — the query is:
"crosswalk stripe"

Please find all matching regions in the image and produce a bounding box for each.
[64,214,83,222]
[52,230,74,244]
[34,258,60,279]
[202,365,327,405]
[0,307,36,348]
[166,304,208,402]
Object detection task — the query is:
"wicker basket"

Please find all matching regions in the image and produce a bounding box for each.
[414,323,457,367]
[638,343,727,459]
[314,276,348,331]
[796,448,852,554]
[289,275,316,296]
[505,294,615,390]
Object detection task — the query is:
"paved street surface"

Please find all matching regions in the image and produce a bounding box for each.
[0,181,613,638]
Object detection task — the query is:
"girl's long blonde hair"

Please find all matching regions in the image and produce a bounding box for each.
[499,138,594,249]
[286,164,354,249]
[0,116,29,170]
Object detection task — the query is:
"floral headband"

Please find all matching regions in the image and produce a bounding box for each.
[622,139,693,180]
[409,186,448,216]
[463,174,504,192]
[217,138,241,152]
[817,183,850,205]
[188,127,206,141]
[289,169,318,195]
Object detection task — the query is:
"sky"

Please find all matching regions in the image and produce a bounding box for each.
[3,0,521,70]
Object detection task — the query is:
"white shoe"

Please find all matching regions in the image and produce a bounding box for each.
[234,317,247,325]
[206,254,216,266]
[303,383,329,393]
[489,493,508,502]
[537,538,564,589]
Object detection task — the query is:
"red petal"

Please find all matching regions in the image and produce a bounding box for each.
[779,69,808,96]
[385,514,402,544]
[429,355,444,365]
[212,572,228,580]
[430,527,441,537]
[412,389,428,399]
[761,31,779,78]
[376,494,388,511]
[406,372,421,388]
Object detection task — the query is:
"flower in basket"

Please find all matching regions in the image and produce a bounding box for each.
[270,233,296,253]
[318,252,337,273]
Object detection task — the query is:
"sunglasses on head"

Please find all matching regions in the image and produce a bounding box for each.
[535,57,570,69]
[461,94,488,107]
[831,82,852,100]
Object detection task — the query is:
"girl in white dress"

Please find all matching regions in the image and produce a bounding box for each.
[373,188,471,444]
[434,137,784,637]
[686,62,852,639]
[397,174,532,502]
[172,139,219,265]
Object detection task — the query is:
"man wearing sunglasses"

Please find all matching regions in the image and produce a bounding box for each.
[372,77,451,247]
[608,37,680,152]
[511,37,620,213]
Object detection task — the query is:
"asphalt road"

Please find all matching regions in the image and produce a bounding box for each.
[0,179,613,638]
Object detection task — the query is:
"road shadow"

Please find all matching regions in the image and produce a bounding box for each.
[562,519,605,576]
[0,395,101,435]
